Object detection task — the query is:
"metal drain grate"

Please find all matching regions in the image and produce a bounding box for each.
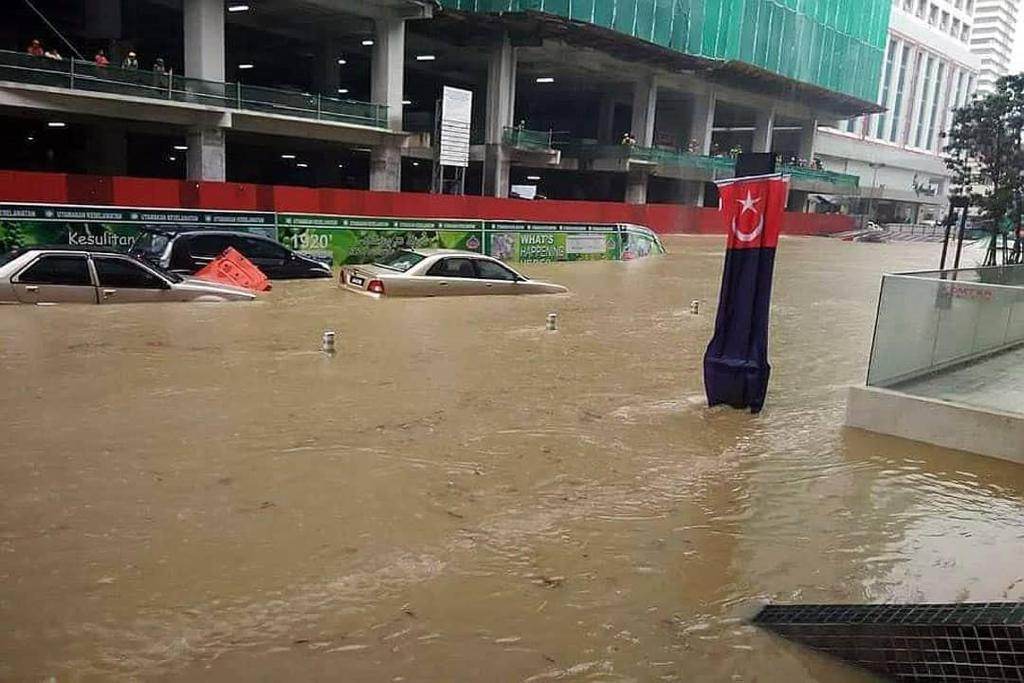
[753,603,1024,681]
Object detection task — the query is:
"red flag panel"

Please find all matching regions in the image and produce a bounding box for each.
[716,175,790,250]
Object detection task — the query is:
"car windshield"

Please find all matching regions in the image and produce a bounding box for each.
[373,250,425,272]
[132,231,170,257]
[140,257,184,283]
[0,250,19,268]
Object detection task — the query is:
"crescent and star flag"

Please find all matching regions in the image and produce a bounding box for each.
[703,173,790,414]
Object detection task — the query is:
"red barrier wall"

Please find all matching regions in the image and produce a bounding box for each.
[0,170,855,236]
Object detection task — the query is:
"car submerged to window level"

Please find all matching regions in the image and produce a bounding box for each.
[339,249,569,297]
[130,228,333,280]
[0,247,256,304]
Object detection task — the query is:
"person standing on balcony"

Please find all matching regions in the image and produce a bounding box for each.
[27,39,44,57]
[94,49,109,66]
[44,48,62,61]
[122,51,139,70]
[153,58,166,74]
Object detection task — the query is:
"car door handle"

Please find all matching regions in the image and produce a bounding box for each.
[438,281,448,286]
[102,289,116,298]
[25,285,38,292]
[485,282,493,287]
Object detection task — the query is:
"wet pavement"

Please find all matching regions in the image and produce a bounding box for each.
[897,345,1024,415]
[2,235,1023,681]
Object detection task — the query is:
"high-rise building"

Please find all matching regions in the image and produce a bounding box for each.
[816,0,980,224]
[971,0,1021,92]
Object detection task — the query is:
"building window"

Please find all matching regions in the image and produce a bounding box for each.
[875,39,899,139]
[926,63,946,150]
[914,55,936,148]
[890,45,913,143]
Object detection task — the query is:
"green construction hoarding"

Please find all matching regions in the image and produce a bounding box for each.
[440,0,891,102]
[0,203,665,266]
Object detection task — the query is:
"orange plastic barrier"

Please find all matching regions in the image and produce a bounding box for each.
[193,247,271,292]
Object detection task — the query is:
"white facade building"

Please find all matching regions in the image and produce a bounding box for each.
[971,0,1021,92]
[815,0,980,223]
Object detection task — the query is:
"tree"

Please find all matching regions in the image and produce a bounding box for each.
[944,74,1024,265]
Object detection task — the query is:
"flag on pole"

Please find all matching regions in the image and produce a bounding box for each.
[703,173,790,413]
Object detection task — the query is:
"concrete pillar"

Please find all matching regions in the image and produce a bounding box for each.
[484,34,516,197]
[369,145,401,192]
[798,119,818,162]
[687,91,716,155]
[371,18,405,131]
[86,126,127,176]
[186,127,226,182]
[631,74,657,147]
[598,97,617,143]
[625,171,648,204]
[752,106,775,153]
[183,0,224,82]
[370,17,405,191]
[183,0,225,182]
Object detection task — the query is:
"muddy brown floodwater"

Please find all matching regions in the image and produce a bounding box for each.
[2,235,1023,682]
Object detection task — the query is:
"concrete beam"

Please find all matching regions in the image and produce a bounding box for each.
[230,111,402,146]
[184,0,224,82]
[0,84,230,128]
[310,0,433,20]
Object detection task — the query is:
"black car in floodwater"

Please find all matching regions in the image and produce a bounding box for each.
[130,229,333,280]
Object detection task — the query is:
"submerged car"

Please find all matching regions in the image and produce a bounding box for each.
[0,247,256,304]
[339,249,568,297]
[130,228,333,279]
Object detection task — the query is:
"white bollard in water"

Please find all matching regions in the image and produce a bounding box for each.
[690,300,700,315]
[546,313,558,331]
[322,330,336,353]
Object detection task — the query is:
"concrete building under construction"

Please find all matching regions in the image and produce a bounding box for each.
[0,0,893,212]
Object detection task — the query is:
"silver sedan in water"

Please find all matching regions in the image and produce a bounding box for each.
[0,247,256,304]
[339,249,569,297]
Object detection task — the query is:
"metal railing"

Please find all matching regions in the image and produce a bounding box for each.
[557,142,735,173]
[502,126,554,151]
[0,50,388,129]
[781,164,859,189]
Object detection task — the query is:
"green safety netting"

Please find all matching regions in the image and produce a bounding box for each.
[440,0,891,102]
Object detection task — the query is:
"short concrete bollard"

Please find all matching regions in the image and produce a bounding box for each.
[322,330,336,353]
[546,313,558,331]
[690,300,700,315]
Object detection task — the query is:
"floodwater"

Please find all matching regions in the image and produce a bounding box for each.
[2,235,1023,682]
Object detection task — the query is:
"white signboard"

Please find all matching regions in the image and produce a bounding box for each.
[510,184,537,200]
[439,86,472,168]
[566,234,608,254]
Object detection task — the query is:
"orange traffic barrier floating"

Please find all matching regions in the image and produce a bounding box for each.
[193,247,271,292]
